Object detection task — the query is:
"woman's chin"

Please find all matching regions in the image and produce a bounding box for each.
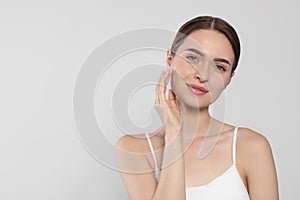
[177,97,212,110]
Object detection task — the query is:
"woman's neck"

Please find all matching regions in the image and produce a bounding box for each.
[179,102,224,142]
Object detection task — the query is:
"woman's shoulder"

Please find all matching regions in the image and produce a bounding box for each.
[115,134,148,154]
[237,127,272,150]
[237,127,274,166]
[115,132,165,154]
[115,133,163,173]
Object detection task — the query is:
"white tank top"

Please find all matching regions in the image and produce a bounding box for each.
[145,126,250,200]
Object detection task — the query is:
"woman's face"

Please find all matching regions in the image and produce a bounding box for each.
[167,29,235,109]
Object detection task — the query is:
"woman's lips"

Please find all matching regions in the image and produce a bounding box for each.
[186,83,209,95]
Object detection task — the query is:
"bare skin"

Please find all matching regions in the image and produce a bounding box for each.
[115,30,279,200]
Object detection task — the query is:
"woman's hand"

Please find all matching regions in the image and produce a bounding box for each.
[154,68,182,143]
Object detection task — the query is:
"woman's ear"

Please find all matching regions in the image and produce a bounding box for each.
[166,49,173,67]
[230,72,235,78]
[226,72,235,86]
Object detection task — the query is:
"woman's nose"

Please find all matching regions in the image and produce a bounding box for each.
[194,67,209,83]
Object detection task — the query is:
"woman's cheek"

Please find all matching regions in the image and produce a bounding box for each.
[171,59,182,70]
[171,59,190,77]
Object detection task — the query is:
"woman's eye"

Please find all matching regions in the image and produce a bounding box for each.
[186,55,199,62]
[214,65,226,72]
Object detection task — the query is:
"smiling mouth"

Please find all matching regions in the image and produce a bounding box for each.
[186,83,209,95]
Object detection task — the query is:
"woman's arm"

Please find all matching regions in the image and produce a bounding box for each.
[239,128,279,200]
[115,69,186,200]
[115,133,186,200]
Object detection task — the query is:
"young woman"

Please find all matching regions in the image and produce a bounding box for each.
[115,16,279,200]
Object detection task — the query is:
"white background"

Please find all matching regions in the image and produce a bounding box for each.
[1,0,299,199]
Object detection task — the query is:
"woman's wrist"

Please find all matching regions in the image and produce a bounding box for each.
[164,130,184,149]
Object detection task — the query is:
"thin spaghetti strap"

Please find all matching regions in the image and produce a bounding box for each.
[145,133,160,181]
[232,126,239,165]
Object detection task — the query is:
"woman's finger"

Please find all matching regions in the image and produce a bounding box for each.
[168,89,178,110]
[158,69,172,105]
[155,71,166,104]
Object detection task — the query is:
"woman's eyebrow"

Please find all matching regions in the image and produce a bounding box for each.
[214,58,231,66]
[184,48,205,57]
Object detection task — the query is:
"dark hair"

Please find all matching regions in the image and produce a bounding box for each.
[170,16,241,74]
